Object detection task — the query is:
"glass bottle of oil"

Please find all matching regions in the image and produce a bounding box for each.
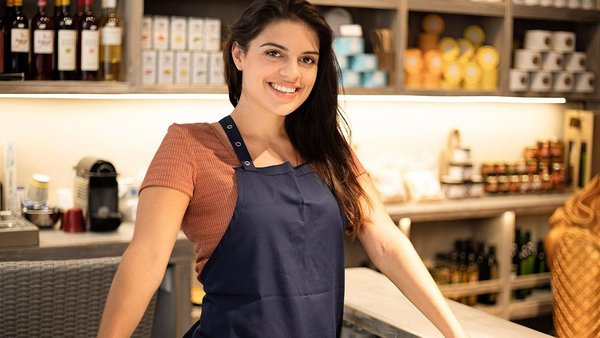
[98,0,121,80]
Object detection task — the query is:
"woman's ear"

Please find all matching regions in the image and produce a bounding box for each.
[232,42,244,71]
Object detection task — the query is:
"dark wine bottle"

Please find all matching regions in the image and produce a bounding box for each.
[2,0,15,73]
[76,0,98,80]
[8,0,28,75]
[54,0,76,80]
[31,0,55,80]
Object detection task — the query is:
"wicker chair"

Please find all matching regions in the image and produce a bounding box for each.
[0,256,156,338]
[547,175,600,338]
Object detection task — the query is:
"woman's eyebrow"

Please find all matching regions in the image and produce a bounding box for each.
[259,42,319,55]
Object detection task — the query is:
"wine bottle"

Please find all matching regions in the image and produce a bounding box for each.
[8,0,29,75]
[0,5,4,73]
[2,0,14,73]
[31,0,55,80]
[54,0,76,80]
[99,0,122,81]
[76,0,98,80]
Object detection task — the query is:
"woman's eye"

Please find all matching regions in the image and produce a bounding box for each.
[266,50,282,58]
[301,57,316,65]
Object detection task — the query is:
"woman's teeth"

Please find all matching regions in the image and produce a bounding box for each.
[271,83,297,93]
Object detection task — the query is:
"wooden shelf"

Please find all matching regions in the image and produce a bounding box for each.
[384,192,569,222]
[438,279,504,297]
[402,88,503,97]
[508,289,553,320]
[311,0,397,9]
[408,0,505,16]
[509,273,551,289]
[137,84,228,94]
[513,5,600,22]
[0,81,132,94]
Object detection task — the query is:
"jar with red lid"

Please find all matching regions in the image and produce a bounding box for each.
[484,175,498,193]
[527,160,538,175]
[497,175,510,193]
[520,174,531,193]
[481,163,495,176]
[537,140,550,158]
[494,162,507,176]
[509,175,521,193]
[530,174,542,192]
[542,173,553,191]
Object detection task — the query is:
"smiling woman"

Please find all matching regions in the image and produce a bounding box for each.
[97,1,470,338]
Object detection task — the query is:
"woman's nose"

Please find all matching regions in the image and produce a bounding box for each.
[279,59,300,80]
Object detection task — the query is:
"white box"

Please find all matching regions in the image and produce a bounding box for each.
[188,17,205,51]
[208,51,224,85]
[142,50,157,84]
[141,16,153,50]
[157,51,175,84]
[204,18,221,52]
[170,16,187,51]
[153,16,170,51]
[175,51,191,84]
[192,51,209,84]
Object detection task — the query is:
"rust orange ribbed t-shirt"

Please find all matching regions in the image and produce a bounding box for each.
[140,122,365,279]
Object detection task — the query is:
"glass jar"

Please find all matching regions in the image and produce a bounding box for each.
[523,146,538,160]
[484,175,498,193]
[497,175,510,193]
[542,173,553,191]
[481,162,495,176]
[509,175,521,193]
[494,162,507,176]
[520,174,531,193]
[530,174,542,192]
[549,138,564,158]
[537,140,550,158]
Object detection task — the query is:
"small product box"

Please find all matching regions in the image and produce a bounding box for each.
[208,51,224,84]
[141,16,153,50]
[192,51,209,84]
[362,70,388,88]
[157,51,175,84]
[170,16,187,51]
[341,70,360,88]
[188,17,205,51]
[349,53,378,72]
[332,37,364,56]
[204,18,222,52]
[153,16,170,51]
[175,51,192,84]
[142,50,157,84]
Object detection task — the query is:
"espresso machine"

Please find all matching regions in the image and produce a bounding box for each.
[74,157,122,232]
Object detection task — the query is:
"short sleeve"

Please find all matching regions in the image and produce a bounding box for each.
[350,148,367,177]
[140,124,197,197]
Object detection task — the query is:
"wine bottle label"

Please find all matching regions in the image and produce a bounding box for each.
[81,30,100,71]
[58,30,77,71]
[11,28,30,53]
[34,30,54,54]
[101,26,122,46]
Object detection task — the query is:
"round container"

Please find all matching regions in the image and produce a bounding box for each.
[581,0,595,9]
[452,147,471,164]
[441,177,467,199]
[552,31,576,52]
[439,37,460,62]
[443,62,463,86]
[424,50,443,75]
[481,69,498,90]
[564,52,587,72]
[509,69,529,91]
[468,176,484,197]
[530,71,552,92]
[514,49,541,71]
[448,164,465,181]
[476,46,500,70]
[419,33,439,53]
[554,0,567,6]
[494,162,507,175]
[484,175,499,193]
[520,174,531,193]
[464,25,486,47]
[509,175,521,193]
[530,174,543,192]
[574,72,595,93]
[463,62,482,87]
[457,38,475,63]
[27,174,50,207]
[524,30,553,51]
[553,72,574,92]
[541,51,564,71]
[23,207,62,229]
[549,138,564,158]
[481,163,495,176]
[404,49,423,75]
[422,13,445,35]
[497,175,510,193]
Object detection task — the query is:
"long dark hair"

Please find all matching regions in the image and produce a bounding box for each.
[223,0,369,236]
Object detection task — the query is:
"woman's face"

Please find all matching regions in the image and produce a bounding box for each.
[232,19,320,117]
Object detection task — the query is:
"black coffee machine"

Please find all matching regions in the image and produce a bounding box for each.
[74,157,122,232]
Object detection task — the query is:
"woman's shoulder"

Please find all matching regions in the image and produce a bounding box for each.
[165,121,237,165]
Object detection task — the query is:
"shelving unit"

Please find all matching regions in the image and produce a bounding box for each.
[1,0,598,102]
[383,192,569,320]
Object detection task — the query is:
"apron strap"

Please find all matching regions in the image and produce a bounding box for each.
[219,115,256,171]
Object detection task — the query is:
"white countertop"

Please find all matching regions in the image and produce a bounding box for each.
[344,268,552,338]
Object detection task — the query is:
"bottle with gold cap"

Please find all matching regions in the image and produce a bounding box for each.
[99,0,123,81]
[54,0,76,80]
[7,0,29,75]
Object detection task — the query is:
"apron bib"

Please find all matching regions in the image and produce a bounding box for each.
[184,115,345,338]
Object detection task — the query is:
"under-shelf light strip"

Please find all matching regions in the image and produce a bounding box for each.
[0,93,566,104]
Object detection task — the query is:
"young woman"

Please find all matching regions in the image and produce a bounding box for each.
[98,0,469,337]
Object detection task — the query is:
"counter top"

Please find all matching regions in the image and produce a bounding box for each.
[344,268,552,338]
[0,222,193,261]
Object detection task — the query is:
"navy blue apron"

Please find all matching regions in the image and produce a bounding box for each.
[184,115,346,338]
